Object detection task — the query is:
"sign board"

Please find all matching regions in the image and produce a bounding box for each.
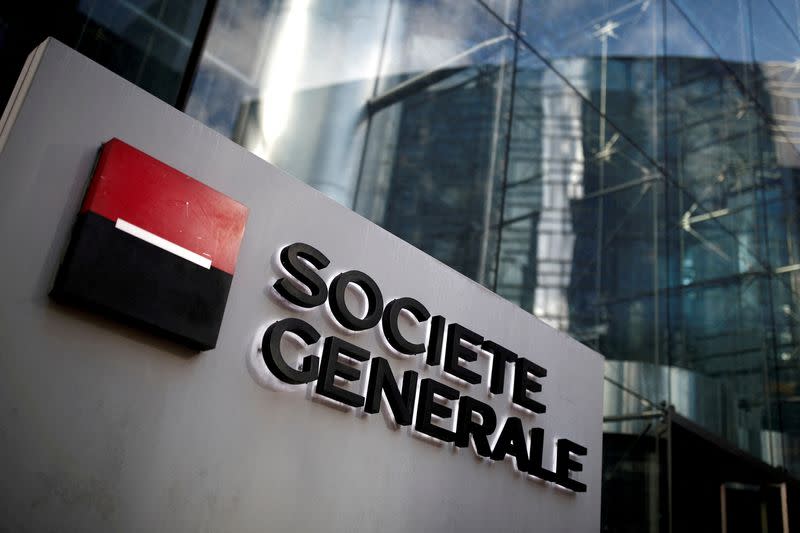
[0,39,603,532]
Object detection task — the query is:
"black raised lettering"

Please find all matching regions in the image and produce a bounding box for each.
[273,243,330,308]
[329,270,384,331]
[512,357,547,413]
[555,439,587,492]
[528,428,557,481]
[490,417,529,472]
[443,324,482,385]
[262,318,320,384]
[415,378,459,442]
[455,396,497,458]
[364,357,418,426]
[316,336,370,407]
[426,315,446,366]
[381,297,431,355]
[482,340,518,395]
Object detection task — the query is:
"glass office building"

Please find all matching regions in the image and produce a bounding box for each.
[2,0,799,529]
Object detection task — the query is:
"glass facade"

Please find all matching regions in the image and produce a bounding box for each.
[3,0,800,529]
[0,1,211,107]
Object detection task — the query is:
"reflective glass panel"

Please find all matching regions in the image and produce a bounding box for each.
[0,0,208,107]
[356,0,515,285]
[186,0,392,206]
[519,0,663,160]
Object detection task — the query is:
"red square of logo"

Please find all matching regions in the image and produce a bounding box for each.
[52,138,248,350]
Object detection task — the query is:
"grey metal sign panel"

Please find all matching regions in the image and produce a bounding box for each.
[0,39,603,532]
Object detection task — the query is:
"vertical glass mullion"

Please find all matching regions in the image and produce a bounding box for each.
[490,2,522,293]
[748,0,787,468]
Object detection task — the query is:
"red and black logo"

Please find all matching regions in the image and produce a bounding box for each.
[52,139,248,350]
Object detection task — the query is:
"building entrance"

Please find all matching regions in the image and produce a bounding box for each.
[603,408,798,532]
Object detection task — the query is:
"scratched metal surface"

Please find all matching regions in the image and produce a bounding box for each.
[0,39,603,533]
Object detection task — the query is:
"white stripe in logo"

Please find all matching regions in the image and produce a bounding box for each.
[115,218,212,269]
